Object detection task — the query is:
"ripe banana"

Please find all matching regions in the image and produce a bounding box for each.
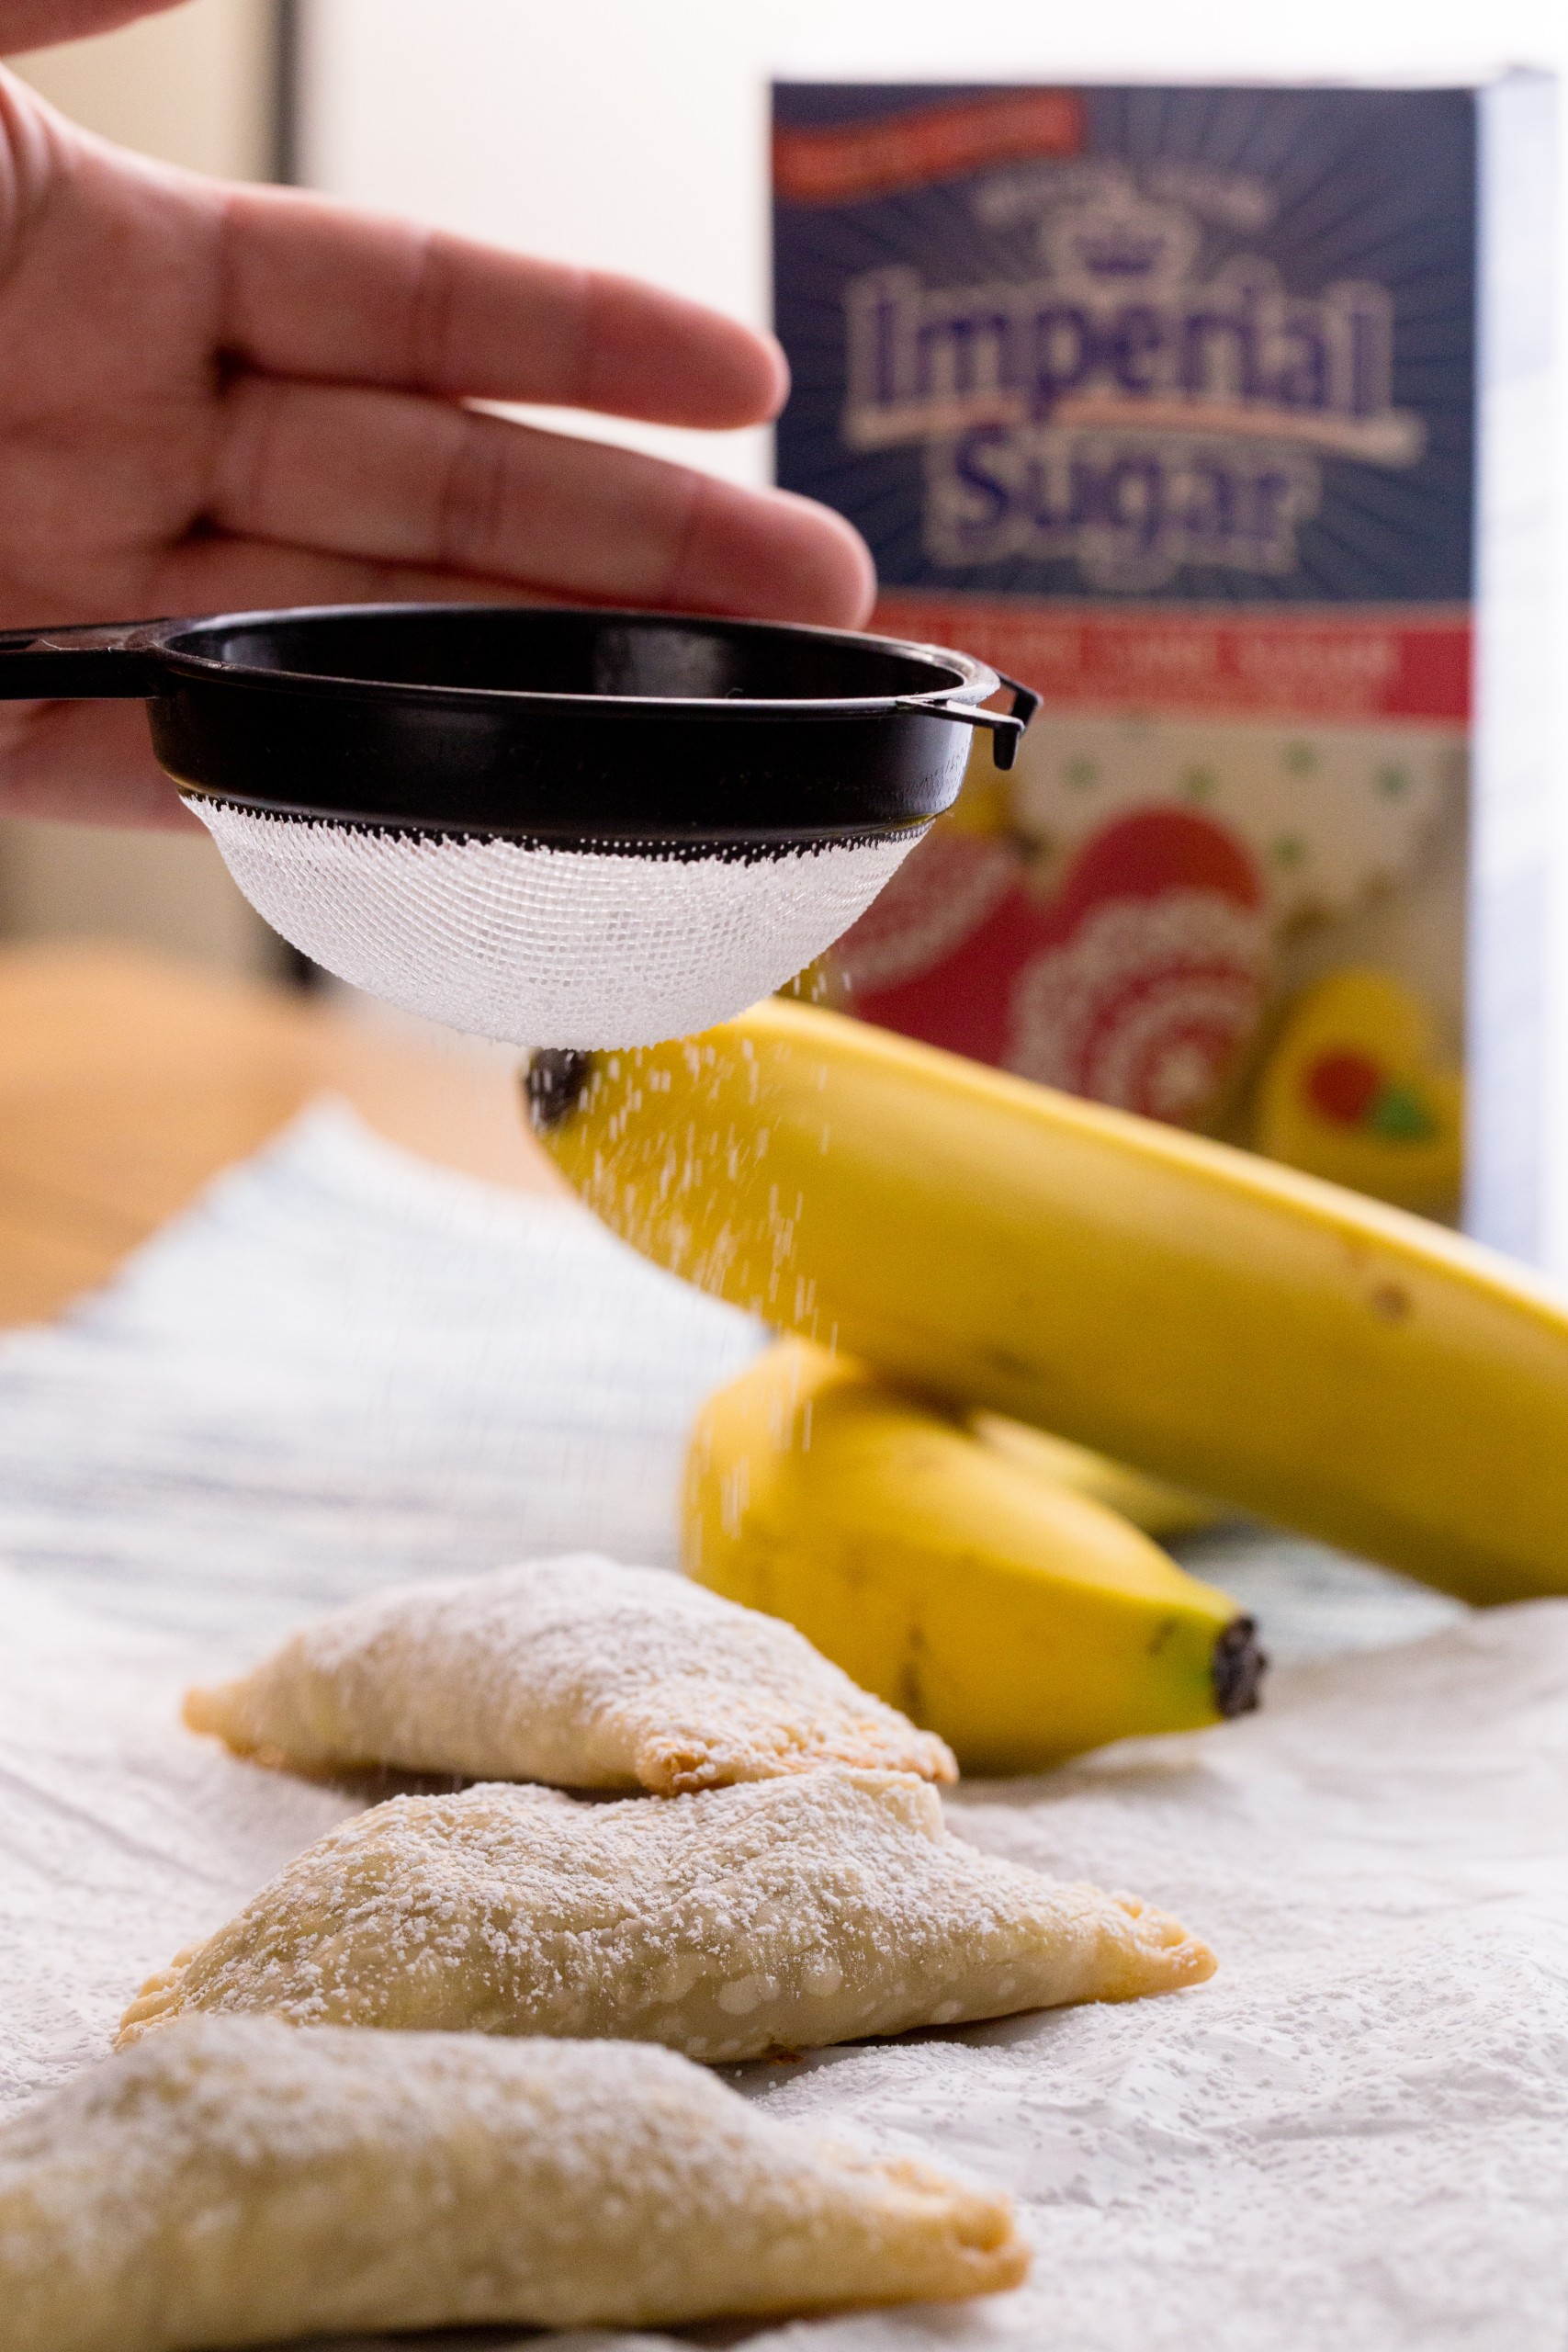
[685,1340,1262,1772]
[526,998,1568,1603]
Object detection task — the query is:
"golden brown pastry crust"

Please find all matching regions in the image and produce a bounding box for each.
[3,2018,1029,2350]
[183,1555,956,1791]
[119,1767,1213,2061]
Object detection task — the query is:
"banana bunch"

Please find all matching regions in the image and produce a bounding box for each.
[685,1338,1259,1772]
[527,997,1568,1606]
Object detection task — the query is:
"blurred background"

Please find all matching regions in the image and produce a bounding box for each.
[0,0,1562,984]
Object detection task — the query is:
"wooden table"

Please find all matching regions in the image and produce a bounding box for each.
[0,942,564,1327]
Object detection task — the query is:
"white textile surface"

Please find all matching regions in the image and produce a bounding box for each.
[0,1103,761,1649]
[0,1104,1562,2351]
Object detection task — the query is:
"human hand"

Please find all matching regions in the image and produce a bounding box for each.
[0,65,872,825]
[0,0,181,45]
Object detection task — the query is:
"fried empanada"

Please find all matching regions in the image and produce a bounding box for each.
[3,2017,1027,2351]
[182,1555,956,1792]
[119,1768,1213,2062]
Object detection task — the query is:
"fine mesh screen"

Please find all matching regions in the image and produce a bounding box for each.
[190,798,923,1047]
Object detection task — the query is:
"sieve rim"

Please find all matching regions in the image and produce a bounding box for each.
[141,604,1001,718]
[0,605,1035,842]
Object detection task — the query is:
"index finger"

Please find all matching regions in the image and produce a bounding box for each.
[219,185,787,429]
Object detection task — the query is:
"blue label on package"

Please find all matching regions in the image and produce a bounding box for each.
[773,82,1476,608]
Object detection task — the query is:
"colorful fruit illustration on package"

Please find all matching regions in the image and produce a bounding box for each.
[826,822,1021,1055]
[1253,967,1463,1218]
[1003,808,1269,1125]
[834,804,1269,1128]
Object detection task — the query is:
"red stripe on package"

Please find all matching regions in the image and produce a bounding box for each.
[874,596,1472,725]
[773,92,1085,207]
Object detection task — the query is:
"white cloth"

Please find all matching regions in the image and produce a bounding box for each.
[1,1105,1560,2351]
[0,1104,761,1647]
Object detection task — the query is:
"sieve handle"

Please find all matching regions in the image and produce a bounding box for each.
[893,672,1041,772]
[0,622,163,697]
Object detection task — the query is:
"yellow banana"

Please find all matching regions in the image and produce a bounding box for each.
[526,998,1568,1603]
[968,1416,1223,1541]
[684,1340,1261,1772]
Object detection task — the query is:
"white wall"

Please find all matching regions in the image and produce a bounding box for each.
[298,0,1568,492]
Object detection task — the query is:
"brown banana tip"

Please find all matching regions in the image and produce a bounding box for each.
[1212,1615,1268,1718]
[522,1049,594,1134]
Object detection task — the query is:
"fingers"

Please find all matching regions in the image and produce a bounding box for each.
[220,186,787,429]
[209,377,874,627]
[0,3,178,51]
[146,537,553,618]
[0,492,873,825]
[0,489,871,826]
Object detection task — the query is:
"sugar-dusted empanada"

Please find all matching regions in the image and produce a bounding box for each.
[119,1767,1213,2062]
[3,2018,1027,2351]
[182,1555,956,1792]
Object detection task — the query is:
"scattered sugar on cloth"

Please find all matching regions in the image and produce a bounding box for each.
[1,1105,1565,2349]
